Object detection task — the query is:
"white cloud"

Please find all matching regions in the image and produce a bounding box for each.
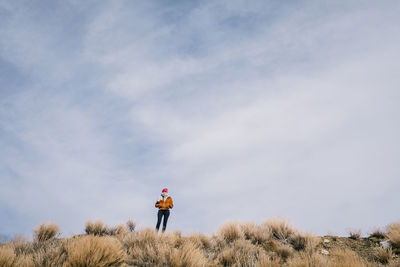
[1,0,399,238]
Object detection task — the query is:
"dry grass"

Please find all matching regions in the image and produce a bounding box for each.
[108,224,129,238]
[4,218,400,266]
[262,217,296,242]
[126,219,136,232]
[7,234,30,255]
[185,232,212,250]
[288,233,317,252]
[369,227,386,239]
[14,254,34,267]
[348,229,362,240]
[0,246,16,266]
[387,222,400,248]
[215,239,265,267]
[275,243,294,261]
[287,252,329,267]
[170,241,208,267]
[373,247,393,264]
[255,254,282,267]
[33,222,60,242]
[64,235,125,267]
[329,248,366,267]
[241,221,272,245]
[84,220,109,236]
[261,218,316,253]
[123,228,172,266]
[217,221,244,243]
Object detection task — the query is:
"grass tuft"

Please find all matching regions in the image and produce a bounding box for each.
[373,247,392,264]
[170,241,207,267]
[262,217,296,242]
[3,217,400,266]
[126,219,136,232]
[14,253,34,266]
[65,235,125,267]
[241,221,271,245]
[108,224,128,238]
[217,221,244,243]
[287,252,328,266]
[348,229,361,240]
[0,246,16,266]
[330,248,366,267]
[33,222,60,242]
[387,222,400,248]
[84,220,109,236]
[216,239,265,266]
[275,243,294,261]
[369,227,386,239]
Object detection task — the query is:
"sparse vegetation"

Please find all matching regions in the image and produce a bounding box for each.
[369,227,386,239]
[330,248,366,267]
[348,229,362,240]
[33,222,60,242]
[65,235,125,267]
[0,219,399,266]
[373,247,392,264]
[262,217,295,242]
[126,219,136,232]
[387,222,400,249]
[85,220,110,236]
[0,246,16,266]
[217,221,244,242]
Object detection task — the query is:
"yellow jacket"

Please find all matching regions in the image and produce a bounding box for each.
[155,196,173,210]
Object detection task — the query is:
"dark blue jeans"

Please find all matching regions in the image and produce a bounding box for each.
[156,209,170,232]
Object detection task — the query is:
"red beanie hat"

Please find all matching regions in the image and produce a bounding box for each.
[162,188,168,193]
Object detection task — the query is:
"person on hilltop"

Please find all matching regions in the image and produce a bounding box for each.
[155,188,174,233]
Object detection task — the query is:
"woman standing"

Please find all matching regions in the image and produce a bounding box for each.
[155,188,174,233]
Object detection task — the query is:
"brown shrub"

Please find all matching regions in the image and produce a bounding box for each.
[64,235,125,267]
[33,222,60,242]
[275,243,294,261]
[14,254,34,267]
[0,246,16,266]
[7,234,30,255]
[126,219,136,232]
[127,242,170,266]
[84,220,109,236]
[287,252,329,267]
[288,234,307,251]
[255,254,282,267]
[374,247,392,264]
[261,239,280,252]
[329,248,366,267]
[262,217,296,242]
[217,221,244,243]
[123,228,181,266]
[170,241,208,267]
[387,222,400,248]
[33,239,73,266]
[289,233,317,252]
[216,239,264,267]
[125,230,170,266]
[241,222,272,245]
[133,228,158,247]
[348,229,362,240]
[163,231,184,250]
[369,227,386,239]
[108,224,128,239]
[185,233,212,250]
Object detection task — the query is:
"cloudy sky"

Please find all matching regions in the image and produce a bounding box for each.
[1,0,399,240]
